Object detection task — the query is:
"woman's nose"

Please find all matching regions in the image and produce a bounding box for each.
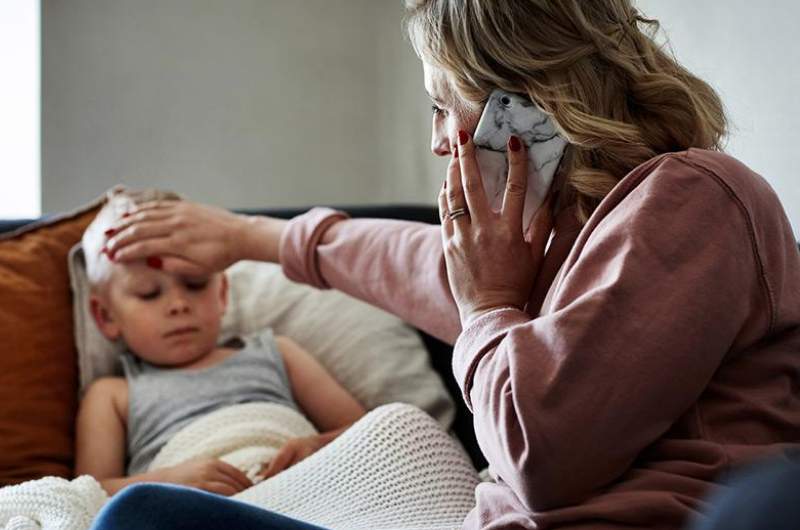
[432,140,451,157]
[431,121,452,157]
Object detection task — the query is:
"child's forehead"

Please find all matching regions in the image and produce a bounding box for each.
[111,263,213,285]
[110,262,159,284]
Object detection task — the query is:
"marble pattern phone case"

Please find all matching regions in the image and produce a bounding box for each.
[473,90,568,239]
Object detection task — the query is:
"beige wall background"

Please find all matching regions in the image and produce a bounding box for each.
[635,0,799,236]
[43,1,797,237]
[42,0,447,213]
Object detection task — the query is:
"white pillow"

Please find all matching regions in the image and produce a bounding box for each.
[68,246,455,428]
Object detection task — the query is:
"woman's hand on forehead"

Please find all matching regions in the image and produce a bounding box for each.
[103,200,247,276]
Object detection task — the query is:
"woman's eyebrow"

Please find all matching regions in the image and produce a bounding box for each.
[426,90,447,105]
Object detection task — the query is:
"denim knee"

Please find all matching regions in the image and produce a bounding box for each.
[91,483,179,530]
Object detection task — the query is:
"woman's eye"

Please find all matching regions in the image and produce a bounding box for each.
[138,290,160,301]
[431,105,447,116]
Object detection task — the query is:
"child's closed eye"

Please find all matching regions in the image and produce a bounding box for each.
[138,289,161,301]
[184,279,209,291]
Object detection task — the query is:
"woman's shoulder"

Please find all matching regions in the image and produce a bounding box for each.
[629,149,781,214]
[578,148,798,313]
[592,149,788,235]
[675,149,778,202]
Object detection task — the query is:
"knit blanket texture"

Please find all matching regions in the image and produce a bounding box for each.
[0,403,479,530]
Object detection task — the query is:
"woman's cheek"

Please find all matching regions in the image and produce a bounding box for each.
[460,107,481,135]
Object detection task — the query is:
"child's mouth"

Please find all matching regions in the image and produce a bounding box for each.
[163,326,199,338]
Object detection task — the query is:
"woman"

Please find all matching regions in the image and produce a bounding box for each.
[95,0,800,529]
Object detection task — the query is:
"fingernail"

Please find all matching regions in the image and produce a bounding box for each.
[122,212,131,218]
[453,144,459,158]
[443,180,447,190]
[104,228,116,237]
[458,130,470,146]
[146,256,163,270]
[107,248,117,261]
[509,135,522,152]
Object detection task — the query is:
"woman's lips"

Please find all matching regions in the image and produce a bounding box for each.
[163,326,199,338]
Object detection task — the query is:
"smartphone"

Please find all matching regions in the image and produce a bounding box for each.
[473,89,568,238]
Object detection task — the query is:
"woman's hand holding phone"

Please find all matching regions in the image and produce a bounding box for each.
[439,129,554,329]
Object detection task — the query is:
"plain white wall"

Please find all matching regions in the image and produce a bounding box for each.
[43,1,798,238]
[42,0,439,213]
[636,0,799,236]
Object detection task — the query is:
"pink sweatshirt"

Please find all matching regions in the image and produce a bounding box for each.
[279,149,800,530]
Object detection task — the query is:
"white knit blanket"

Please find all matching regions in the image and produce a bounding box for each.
[148,402,318,482]
[0,476,106,530]
[0,403,479,530]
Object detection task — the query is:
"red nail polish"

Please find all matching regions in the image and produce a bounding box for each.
[122,212,131,218]
[509,135,522,152]
[458,130,469,146]
[104,228,116,237]
[453,144,459,158]
[146,256,163,270]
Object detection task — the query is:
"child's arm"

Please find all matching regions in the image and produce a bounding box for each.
[260,335,366,478]
[75,377,252,496]
[74,377,131,494]
[277,335,366,431]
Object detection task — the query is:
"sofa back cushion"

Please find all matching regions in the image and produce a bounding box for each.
[0,199,101,485]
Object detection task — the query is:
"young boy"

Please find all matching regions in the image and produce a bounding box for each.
[75,195,365,497]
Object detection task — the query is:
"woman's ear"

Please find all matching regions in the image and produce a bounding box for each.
[90,295,121,340]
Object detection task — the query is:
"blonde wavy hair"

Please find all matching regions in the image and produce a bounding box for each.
[405,0,728,223]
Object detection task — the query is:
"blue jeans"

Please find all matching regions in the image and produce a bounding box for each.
[90,483,329,530]
[688,453,800,530]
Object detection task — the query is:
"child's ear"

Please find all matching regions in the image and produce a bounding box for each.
[90,295,121,340]
[218,273,229,313]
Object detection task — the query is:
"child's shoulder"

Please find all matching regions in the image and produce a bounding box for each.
[272,334,305,357]
[241,328,297,352]
[272,334,295,347]
[82,376,128,403]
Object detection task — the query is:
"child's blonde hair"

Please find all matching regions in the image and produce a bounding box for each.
[82,188,180,289]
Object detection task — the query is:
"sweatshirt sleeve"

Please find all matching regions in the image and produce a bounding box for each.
[452,159,764,511]
[279,207,461,344]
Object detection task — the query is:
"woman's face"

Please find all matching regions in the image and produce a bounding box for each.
[423,62,482,158]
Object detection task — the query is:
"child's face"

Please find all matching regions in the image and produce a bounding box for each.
[91,261,227,367]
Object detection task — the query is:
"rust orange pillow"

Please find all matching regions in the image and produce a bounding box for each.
[0,198,102,485]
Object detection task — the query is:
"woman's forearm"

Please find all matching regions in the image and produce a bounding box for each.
[238,215,288,263]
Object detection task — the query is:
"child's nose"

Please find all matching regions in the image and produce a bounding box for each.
[167,293,191,316]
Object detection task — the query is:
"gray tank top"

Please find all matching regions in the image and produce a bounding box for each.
[121,327,298,475]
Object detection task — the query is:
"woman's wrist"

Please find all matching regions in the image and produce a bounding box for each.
[237,214,288,264]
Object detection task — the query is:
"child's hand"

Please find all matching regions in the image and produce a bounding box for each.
[158,457,253,496]
[257,435,326,480]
